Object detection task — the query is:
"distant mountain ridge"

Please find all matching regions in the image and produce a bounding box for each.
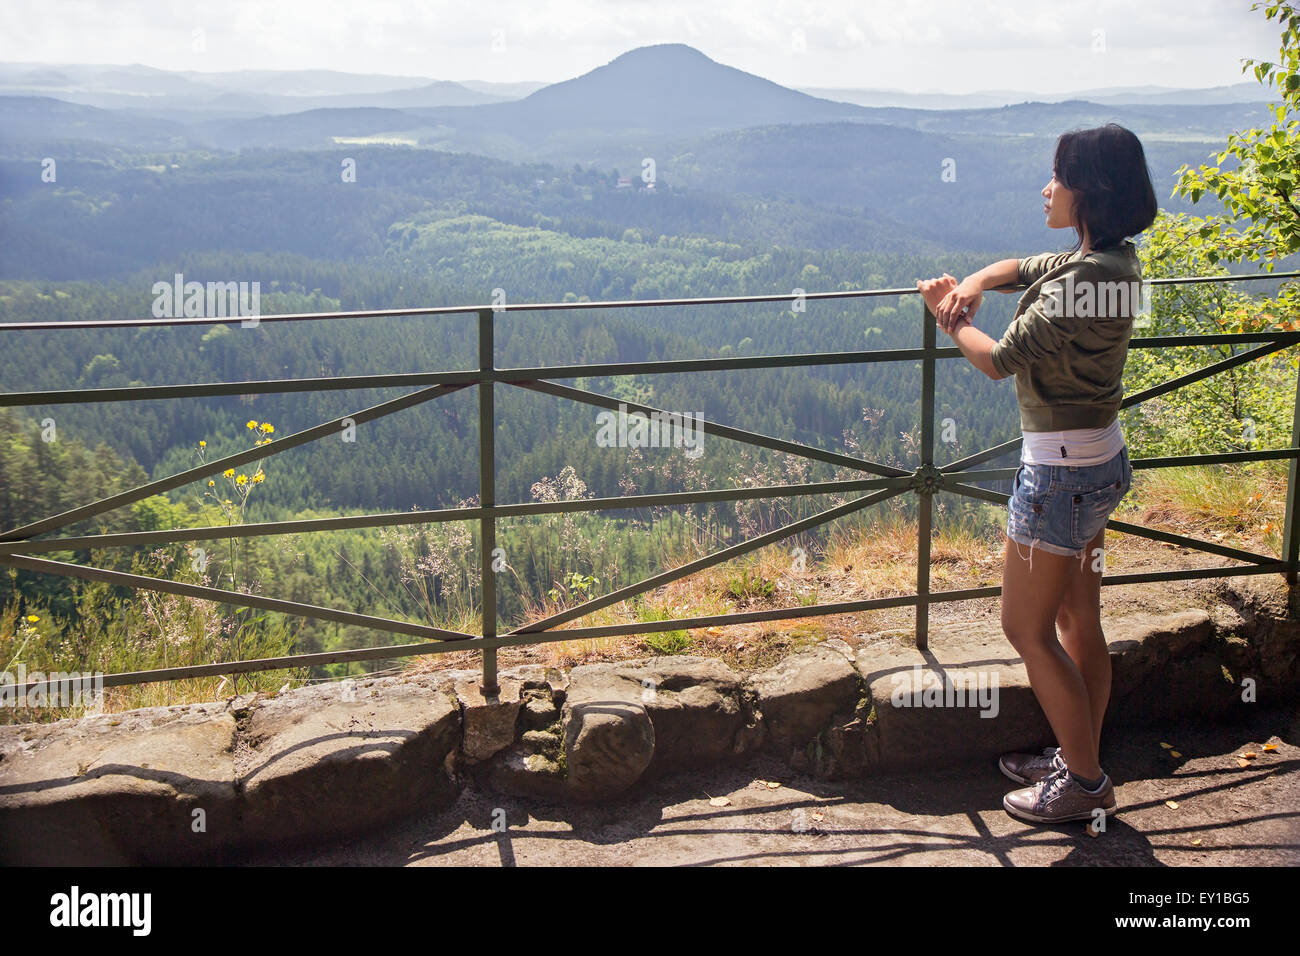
[0,61,511,113]
[0,47,1266,115]
[798,81,1272,111]
[455,43,871,132]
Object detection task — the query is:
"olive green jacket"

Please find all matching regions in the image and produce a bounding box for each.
[990,239,1143,431]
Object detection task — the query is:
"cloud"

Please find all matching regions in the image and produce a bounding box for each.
[0,0,1281,93]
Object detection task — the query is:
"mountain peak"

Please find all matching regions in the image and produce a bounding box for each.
[607,43,713,64]
[504,42,862,135]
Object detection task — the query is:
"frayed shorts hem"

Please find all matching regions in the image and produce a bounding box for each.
[1005,530,1084,558]
[1004,530,1095,574]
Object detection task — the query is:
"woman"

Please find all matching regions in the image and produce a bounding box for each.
[916,123,1158,825]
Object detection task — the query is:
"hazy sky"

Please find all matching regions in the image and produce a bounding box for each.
[0,0,1283,94]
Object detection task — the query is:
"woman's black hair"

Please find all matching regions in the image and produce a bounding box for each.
[1052,123,1158,253]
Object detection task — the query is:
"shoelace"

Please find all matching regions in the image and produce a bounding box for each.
[1032,750,1066,772]
[1035,767,1074,809]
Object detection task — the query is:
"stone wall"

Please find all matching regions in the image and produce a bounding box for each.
[2,577,1295,864]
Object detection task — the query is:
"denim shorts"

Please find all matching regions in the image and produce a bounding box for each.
[1006,445,1132,570]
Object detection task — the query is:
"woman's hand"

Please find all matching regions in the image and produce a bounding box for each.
[936,278,984,331]
[916,274,957,320]
[917,274,975,337]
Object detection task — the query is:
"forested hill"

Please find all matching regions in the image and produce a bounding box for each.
[0,226,1020,521]
[0,39,1281,534]
[0,116,1271,521]
[3,40,1295,684]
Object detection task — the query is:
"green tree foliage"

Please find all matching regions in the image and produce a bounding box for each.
[1131,0,1300,458]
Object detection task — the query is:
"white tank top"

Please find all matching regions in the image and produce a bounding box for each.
[1021,416,1124,466]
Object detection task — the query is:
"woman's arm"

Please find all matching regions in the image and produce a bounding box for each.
[916,273,1007,381]
[964,258,1020,292]
[948,319,1005,380]
[934,258,1022,329]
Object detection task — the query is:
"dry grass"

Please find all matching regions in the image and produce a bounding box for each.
[409,459,1292,678]
[14,460,1291,720]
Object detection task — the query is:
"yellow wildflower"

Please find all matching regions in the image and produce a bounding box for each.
[223,468,235,479]
[252,471,265,483]
[246,420,258,430]
[208,480,215,487]
[236,474,248,486]
[26,614,39,623]
[259,422,274,434]
[199,440,206,448]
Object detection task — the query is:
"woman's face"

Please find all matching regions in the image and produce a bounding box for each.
[1042,172,1078,232]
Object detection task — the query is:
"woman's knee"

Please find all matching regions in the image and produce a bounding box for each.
[1055,602,1102,635]
[1001,613,1052,655]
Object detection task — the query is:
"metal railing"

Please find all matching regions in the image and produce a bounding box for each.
[2,271,1298,695]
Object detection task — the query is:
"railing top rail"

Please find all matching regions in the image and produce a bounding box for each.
[0,271,1295,333]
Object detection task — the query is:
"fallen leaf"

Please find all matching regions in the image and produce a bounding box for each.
[1170,751,1182,758]
[708,796,731,807]
[1160,742,1173,749]
[1086,826,1099,838]
[1166,800,1180,810]
[1192,838,1203,846]
[1263,743,1278,752]
[766,781,782,790]
[812,811,825,822]
[1243,751,1258,759]
[1237,758,1252,768]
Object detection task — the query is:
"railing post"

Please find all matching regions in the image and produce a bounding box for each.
[1284,351,1300,585]
[478,308,499,692]
[915,303,936,651]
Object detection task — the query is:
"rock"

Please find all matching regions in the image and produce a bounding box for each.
[520,694,559,730]
[484,657,748,800]
[6,581,1297,860]
[454,678,522,760]
[0,703,238,865]
[862,643,1044,771]
[521,729,562,759]
[819,637,856,662]
[484,746,566,801]
[804,702,872,779]
[858,609,1268,771]
[589,657,748,774]
[1107,610,1239,723]
[235,678,461,847]
[1226,576,1300,690]
[747,646,862,755]
[500,664,551,687]
[562,668,655,801]
[546,671,569,708]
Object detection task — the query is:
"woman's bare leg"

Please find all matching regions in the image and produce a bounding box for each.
[1055,525,1112,757]
[1000,533,1103,781]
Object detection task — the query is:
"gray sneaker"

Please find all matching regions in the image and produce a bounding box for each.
[999,746,1064,785]
[1003,767,1117,824]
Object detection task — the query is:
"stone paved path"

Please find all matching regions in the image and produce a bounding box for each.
[250,704,1300,866]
